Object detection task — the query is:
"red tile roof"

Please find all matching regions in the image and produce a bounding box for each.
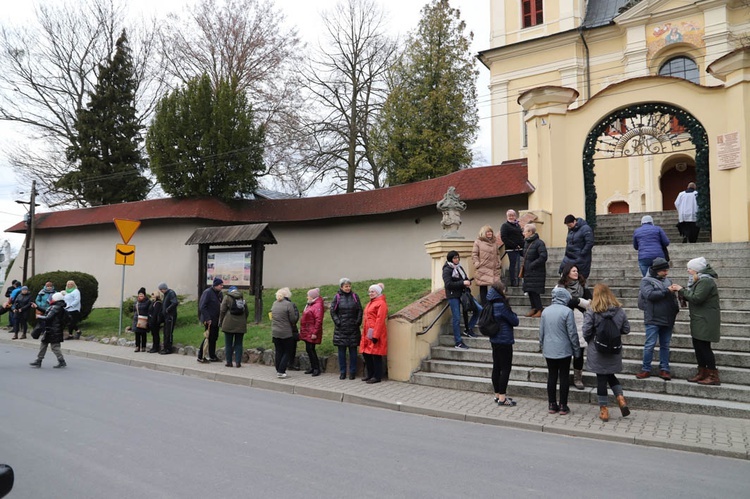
[6,160,531,232]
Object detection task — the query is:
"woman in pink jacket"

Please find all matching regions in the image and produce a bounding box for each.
[359,284,388,384]
[299,288,324,376]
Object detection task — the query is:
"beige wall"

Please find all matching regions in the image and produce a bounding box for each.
[7,198,527,308]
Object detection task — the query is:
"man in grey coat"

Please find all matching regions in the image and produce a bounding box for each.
[636,258,679,380]
[159,282,178,355]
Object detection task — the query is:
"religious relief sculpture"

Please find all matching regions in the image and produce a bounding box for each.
[436,186,466,239]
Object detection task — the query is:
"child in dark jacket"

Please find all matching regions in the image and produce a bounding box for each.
[486,281,519,406]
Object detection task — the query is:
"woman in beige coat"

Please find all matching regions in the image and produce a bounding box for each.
[472,225,501,305]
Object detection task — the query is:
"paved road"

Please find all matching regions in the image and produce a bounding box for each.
[1,344,749,498]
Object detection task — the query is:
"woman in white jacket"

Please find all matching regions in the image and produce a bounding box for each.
[557,263,592,390]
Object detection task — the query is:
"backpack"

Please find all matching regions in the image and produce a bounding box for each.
[593,314,622,354]
[229,296,246,315]
[478,300,501,337]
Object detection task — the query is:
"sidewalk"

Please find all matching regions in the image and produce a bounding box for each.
[3,335,749,460]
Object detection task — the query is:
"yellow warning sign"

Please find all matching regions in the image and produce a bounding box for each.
[115,244,136,266]
[114,218,141,244]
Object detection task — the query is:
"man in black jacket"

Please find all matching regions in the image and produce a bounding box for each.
[197,278,223,362]
[500,210,524,287]
[159,282,178,355]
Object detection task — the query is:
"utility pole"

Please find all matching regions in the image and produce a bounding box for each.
[17,181,38,282]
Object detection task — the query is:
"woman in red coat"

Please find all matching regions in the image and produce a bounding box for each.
[299,288,324,376]
[359,284,388,384]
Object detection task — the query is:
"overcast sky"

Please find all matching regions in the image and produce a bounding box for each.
[0,0,492,252]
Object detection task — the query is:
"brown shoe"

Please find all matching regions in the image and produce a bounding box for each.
[635,370,650,379]
[599,406,609,422]
[697,369,721,386]
[531,309,542,318]
[687,367,707,383]
[658,370,672,381]
[616,394,630,417]
[11,335,18,340]
[525,309,537,317]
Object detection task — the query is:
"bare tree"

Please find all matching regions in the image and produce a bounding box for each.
[0,0,167,206]
[299,0,397,193]
[159,0,311,195]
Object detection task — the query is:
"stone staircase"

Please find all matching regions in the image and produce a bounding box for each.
[593,210,710,245]
[411,238,750,418]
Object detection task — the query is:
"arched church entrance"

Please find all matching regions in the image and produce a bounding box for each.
[583,102,710,230]
[660,155,696,211]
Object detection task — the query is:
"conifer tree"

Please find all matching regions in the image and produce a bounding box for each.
[376,0,478,185]
[146,74,265,201]
[62,30,150,206]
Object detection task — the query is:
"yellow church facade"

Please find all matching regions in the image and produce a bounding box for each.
[480,0,750,246]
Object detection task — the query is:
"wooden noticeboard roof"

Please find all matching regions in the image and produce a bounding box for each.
[185,224,277,246]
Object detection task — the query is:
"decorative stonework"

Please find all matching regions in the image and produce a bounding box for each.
[436,187,466,239]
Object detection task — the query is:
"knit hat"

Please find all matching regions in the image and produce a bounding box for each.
[51,292,64,303]
[446,250,459,262]
[369,284,382,296]
[564,214,576,224]
[213,277,224,287]
[158,282,168,291]
[307,288,320,299]
[21,286,28,292]
[138,287,147,296]
[641,215,653,225]
[650,257,669,272]
[687,257,707,273]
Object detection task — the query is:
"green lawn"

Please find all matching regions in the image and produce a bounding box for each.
[83,279,431,356]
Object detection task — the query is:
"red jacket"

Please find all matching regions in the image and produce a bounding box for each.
[299,296,324,344]
[359,294,388,356]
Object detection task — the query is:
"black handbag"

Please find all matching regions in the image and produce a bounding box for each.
[460,289,477,314]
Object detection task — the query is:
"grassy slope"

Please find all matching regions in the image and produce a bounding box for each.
[84,279,430,356]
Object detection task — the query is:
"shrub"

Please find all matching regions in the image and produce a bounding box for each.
[24,271,99,320]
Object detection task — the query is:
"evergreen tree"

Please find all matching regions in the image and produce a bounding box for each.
[62,30,150,206]
[376,0,478,185]
[146,74,265,201]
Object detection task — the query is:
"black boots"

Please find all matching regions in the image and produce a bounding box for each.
[29,359,42,368]
[53,359,67,369]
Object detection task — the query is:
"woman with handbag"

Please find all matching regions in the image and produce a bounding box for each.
[442,251,482,350]
[271,287,299,378]
[131,287,151,352]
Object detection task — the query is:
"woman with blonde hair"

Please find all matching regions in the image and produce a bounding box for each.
[271,287,299,378]
[582,284,631,422]
[472,225,501,305]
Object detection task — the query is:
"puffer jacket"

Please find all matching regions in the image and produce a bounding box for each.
[39,300,67,344]
[539,287,580,359]
[219,289,248,334]
[522,233,547,295]
[559,218,594,278]
[679,265,720,342]
[271,298,299,339]
[443,261,469,299]
[331,290,362,347]
[500,220,524,251]
[35,288,55,312]
[131,297,152,333]
[12,292,32,316]
[299,296,324,344]
[639,273,679,327]
[359,294,388,356]
[486,287,518,345]
[472,236,501,286]
[582,307,630,375]
[633,223,670,260]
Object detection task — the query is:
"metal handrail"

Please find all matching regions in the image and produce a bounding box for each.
[417,303,450,336]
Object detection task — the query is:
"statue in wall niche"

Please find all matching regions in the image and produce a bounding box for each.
[436,186,466,239]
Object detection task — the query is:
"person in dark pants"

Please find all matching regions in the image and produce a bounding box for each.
[300,288,324,376]
[11,286,32,340]
[674,182,700,243]
[29,292,67,369]
[539,286,580,415]
[500,209,525,287]
[63,280,82,340]
[359,284,388,384]
[486,281,519,406]
[521,223,547,318]
[159,282,178,355]
[147,291,163,353]
[220,286,248,368]
[331,278,363,380]
[131,287,151,352]
[559,214,595,280]
[198,278,223,363]
[271,287,299,378]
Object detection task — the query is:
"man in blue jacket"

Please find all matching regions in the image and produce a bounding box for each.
[633,215,670,276]
[559,215,595,279]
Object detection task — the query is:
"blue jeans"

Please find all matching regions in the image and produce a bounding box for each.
[338,345,358,375]
[638,258,654,277]
[224,332,244,365]
[448,296,482,344]
[642,324,672,372]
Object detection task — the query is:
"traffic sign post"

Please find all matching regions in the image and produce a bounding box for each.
[113,219,141,336]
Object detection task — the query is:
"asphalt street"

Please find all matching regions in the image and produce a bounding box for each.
[1,343,749,498]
